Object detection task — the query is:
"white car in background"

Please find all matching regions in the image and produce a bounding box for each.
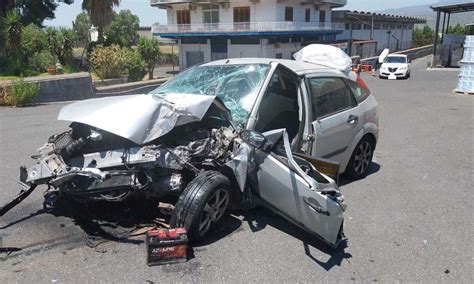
[379,54,411,79]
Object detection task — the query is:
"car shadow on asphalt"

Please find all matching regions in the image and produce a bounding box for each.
[338,162,381,187]
[239,207,352,271]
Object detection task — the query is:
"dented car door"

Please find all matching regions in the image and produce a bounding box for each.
[254,131,346,247]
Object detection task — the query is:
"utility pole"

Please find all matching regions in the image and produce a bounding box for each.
[371,16,374,40]
[348,22,353,56]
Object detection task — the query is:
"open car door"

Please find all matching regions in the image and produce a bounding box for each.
[252,130,346,247]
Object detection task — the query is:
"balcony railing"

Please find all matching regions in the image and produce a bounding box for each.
[150,0,229,5]
[150,0,346,6]
[152,22,345,35]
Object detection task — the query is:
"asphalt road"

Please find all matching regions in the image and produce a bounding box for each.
[1,56,473,282]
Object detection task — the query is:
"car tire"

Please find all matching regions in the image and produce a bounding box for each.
[345,136,375,179]
[170,171,231,241]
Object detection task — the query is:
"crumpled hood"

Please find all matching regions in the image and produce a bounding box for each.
[58,94,217,145]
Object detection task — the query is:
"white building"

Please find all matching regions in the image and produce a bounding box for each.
[332,11,426,56]
[151,0,347,69]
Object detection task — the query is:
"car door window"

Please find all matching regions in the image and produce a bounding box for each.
[307,77,355,120]
[255,68,300,140]
[346,79,370,103]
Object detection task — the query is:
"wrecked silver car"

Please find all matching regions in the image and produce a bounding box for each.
[2,60,347,247]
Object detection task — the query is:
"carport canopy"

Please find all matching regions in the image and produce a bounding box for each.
[430,2,474,65]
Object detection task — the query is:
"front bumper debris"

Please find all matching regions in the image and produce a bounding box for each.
[0,167,38,216]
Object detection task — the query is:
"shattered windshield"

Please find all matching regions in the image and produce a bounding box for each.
[384,56,407,63]
[150,64,271,124]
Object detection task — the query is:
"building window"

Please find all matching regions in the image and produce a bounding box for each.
[291,36,302,43]
[319,10,326,23]
[203,4,219,24]
[181,37,207,44]
[302,35,321,43]
[177,10,191,25]
[345,23,350,30]
[305,8,311,22]
[285,7,293,22]
[364,24,371,30]
[352,23,361,30]
[269,36,290,44]
[234,7,250,22]
[231,37,260,44]
[275,53,283,59]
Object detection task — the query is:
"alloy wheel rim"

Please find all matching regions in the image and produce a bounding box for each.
[354,141,372,175]
[198,188,229,236]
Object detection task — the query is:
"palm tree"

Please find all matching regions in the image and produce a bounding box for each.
[1,10,23,53]
[82,0,120,42]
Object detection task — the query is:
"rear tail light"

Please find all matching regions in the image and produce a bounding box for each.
[356,76,369,90]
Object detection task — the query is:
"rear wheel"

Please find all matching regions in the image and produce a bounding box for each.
[345,136,374,179]
[170,171,231,241]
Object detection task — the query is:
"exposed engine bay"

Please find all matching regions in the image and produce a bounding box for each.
[21,103,235,203]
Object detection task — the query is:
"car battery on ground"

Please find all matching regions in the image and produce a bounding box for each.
[146,228,188,266]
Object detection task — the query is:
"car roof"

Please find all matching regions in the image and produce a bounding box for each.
[202,58,344,76]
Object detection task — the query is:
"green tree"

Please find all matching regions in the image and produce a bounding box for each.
[412,25,434,47]
[73,12,92,46]
[104,10,140,47]
[82,0,120,43]
[447,23,467,35]
[47,27,76,65]
[138,37,161,80]
[0,0,74,27]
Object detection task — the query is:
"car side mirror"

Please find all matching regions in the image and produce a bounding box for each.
[240,130,266,149]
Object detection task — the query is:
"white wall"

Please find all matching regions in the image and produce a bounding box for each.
[228,43,263,58]
[263,41,303,59]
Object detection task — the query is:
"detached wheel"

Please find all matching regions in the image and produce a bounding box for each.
[170,171,231,241]
[345,136,374,179]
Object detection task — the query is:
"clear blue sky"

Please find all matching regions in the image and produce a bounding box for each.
[44,0,436,27]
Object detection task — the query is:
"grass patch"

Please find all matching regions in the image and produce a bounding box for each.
[0,76,20,81]
[159,44,179,54]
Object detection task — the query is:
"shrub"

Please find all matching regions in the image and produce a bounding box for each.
[0,54,26,76]
[63,65,81,74]
[29,50,56,73]
[88,44,128,79]
[4,79,40,106]
[125,49,146,82]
